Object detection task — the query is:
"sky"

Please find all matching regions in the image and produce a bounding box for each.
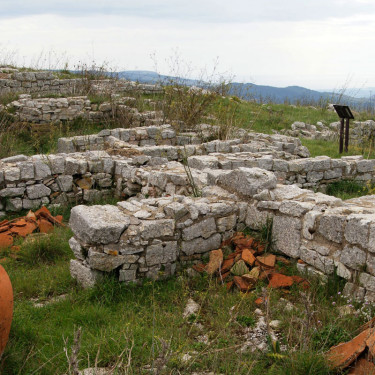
[1,0,375,90]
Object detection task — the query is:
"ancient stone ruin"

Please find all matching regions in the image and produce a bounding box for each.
[2,68,375,302]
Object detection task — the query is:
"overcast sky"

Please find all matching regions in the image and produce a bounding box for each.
[1,0,375,90]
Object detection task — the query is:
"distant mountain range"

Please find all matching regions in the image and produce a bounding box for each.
[118,70,373,110]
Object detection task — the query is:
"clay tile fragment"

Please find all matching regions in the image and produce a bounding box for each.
[268,273,294,289]
[26,210,37,222]
[347,358,375,375]
[13,219,27,227]
[10,222,37,237]
[233,276,251,292]
[256,254,276,269]
[192,264,206,273]
[0,234,13,249]
[221,257,235,272]
[233,236,254,250]
[242,249,256,266]
[326,328,371,369]
[226,281,234,291]
[38,219,54,234]
[35,206,51,218]
[206,249,223,275]
[365,327,375,357]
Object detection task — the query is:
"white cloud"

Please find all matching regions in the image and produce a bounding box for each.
[0,1,375,89]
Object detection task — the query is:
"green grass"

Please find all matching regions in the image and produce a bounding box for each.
[0,234,369,374]
[325,180,374,200]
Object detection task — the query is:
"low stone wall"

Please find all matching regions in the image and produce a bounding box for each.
[5,94,163,125]
[187,154,375,189]
[1,124,375,217]
[281,120,375,145]
[0,69,163,97]
[68,167,375,302]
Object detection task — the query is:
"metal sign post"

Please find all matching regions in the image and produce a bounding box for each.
[333,105,354,153]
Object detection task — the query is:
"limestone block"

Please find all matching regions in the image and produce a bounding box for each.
[70,205,130,244]
[279,201,314,217]
[216,214,237,232]
[356,159,375,173]
[26,184,51,199]
[48,155,65,174]
[300,246,335,274]
[69,237,85,261]
[181,233,221,255]
[164,202,189,220]
[272,215,302,258]
[359,272,375,292]
[70,259,103,288]
[56,175,73,192]
[6,198,23,211]
[119,269,137,282]
[302,211,322,240]
[87,248,127,272]
[182,217,216,241]
[217,167,277,197]
[318,214,346,243]
[273,159,289,172]
[0,187,25,198]
[345,214,374,249]
[306,171,323,183]
[343,282,365,301]
[146,241,178,266]
[140,219,175,240]
[4,167,20,182]
[336,262,352,280]
[245,205,271,229]
[288,159,313,173]
[17,162,35,180]
[324,168,342,180]
[340,245,366,271]
[188,155,219,170]
[33,158,52,179]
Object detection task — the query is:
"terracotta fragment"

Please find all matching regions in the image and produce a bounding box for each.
[268,273,294,289]
[0,234,13,249]
[221,257,235,272]
[206,249,223,275]
[326,329,371,369]
[192,264,206,273]
[38,219,54,234]
[233,276,251,292]
[242,249,256,266]
[256,254,276,268]
[347,358,375,375]
[0,265,13,356]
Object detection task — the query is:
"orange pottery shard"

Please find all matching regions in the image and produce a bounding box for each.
[268,273,294,289]
[256,254,276,268]
[326,328,371,369]
[241,249,256,266]
[205,249,223,275]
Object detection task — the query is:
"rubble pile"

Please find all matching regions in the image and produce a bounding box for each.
[0,206,64,249]
[193,232,309,292]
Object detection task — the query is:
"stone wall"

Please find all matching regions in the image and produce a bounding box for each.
[68,167,375,302]
[281,120,375,145]
[0,69,163,97]
[4,94,163,125]
[1,123,375,218]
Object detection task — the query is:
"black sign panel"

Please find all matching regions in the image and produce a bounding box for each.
[333,105,354,120]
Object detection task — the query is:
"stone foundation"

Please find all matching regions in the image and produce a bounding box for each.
[68,167,375,302]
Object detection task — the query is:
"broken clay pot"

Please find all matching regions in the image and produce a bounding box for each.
[0,265,13,357]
